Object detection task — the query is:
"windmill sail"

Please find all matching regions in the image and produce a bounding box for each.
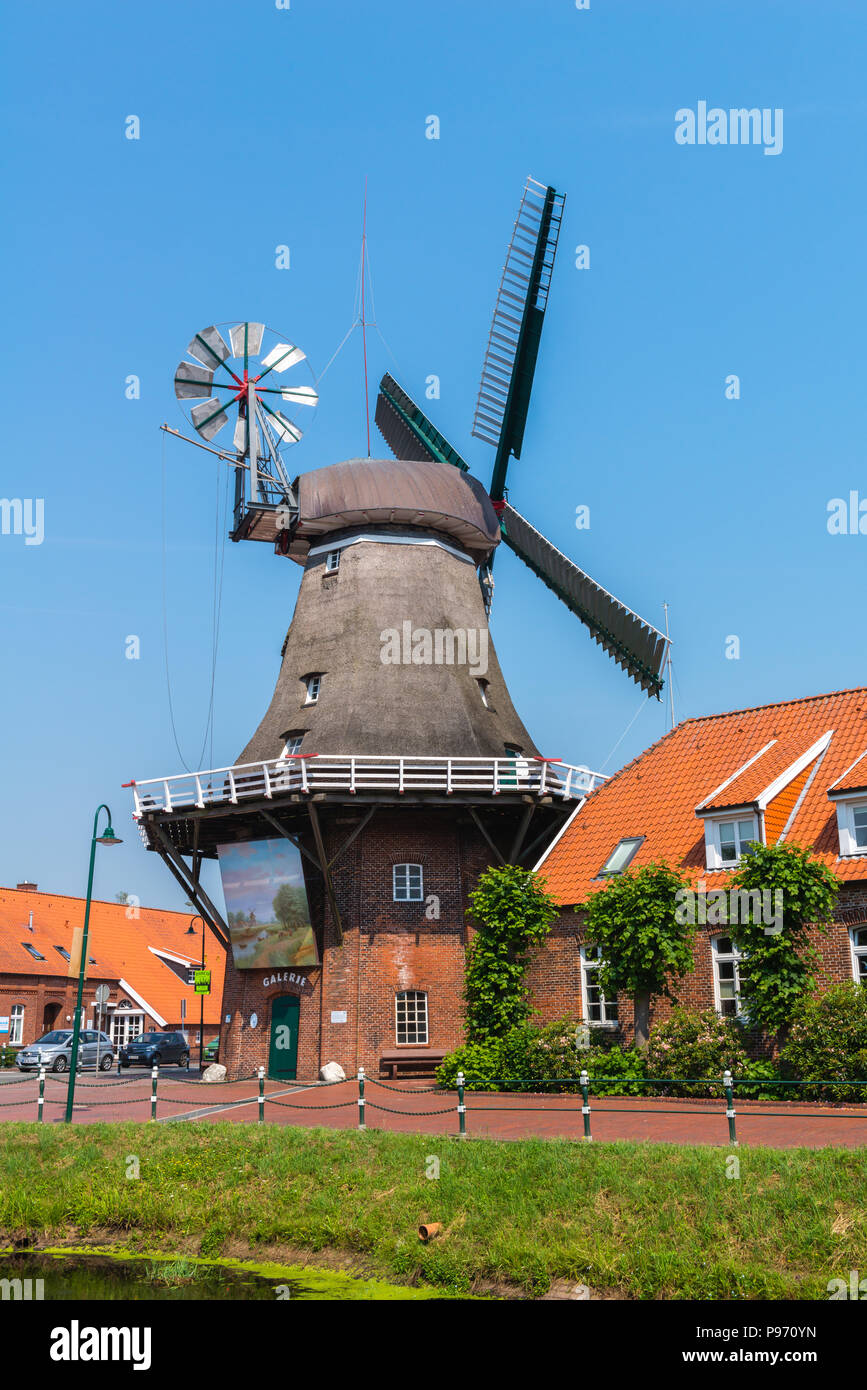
[499,501,667,697]
[375,374,469,471]
[472,178,565,500]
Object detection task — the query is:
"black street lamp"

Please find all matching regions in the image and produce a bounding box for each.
[65,805,122,1122]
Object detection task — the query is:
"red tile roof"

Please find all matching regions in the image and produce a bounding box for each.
[0,886,226,1024]
[538,687,867,906]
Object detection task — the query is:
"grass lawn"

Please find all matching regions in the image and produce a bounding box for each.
[0,1122,864,1298]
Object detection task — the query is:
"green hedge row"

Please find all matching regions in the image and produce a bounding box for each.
[436,983,867,1102]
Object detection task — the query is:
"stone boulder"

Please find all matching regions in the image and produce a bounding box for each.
[201,1063,227,1083]
[319,1061,346,1083]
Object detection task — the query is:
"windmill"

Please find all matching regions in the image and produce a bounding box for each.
[134,177,667,1082]
[170,321,316,542]
[375,177,667,697]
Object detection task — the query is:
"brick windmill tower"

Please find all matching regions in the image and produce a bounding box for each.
[130,179,667,1080]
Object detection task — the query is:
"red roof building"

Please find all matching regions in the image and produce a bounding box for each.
[528,687,867,1041]
[0,883,226,1052]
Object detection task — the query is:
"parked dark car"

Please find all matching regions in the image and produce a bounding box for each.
[119,1031,190,1069]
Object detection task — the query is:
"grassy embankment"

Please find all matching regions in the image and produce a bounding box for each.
[0,1122,864,1298]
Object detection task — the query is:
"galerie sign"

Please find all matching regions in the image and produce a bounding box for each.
[262,970,314,997]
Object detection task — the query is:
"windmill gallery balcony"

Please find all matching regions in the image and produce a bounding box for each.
[128,753,606,819]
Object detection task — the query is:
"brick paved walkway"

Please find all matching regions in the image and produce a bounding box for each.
[2,1072,866,1147]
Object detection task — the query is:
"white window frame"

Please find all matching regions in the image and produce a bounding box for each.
[833,798,867,858]
[849,926,867,984]
[10,1005,23,1045]
[395,990,428,1045]
[282,734,304,757]
[325,550,341,573]
[110,1009,145,1048]
[304,674,322,705]
[712,935,745,1018]
[580,946,618,1027]
[703,813,761,871]
[393,863,424,902]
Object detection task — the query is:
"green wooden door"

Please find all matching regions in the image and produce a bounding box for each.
[268,995,300,1080]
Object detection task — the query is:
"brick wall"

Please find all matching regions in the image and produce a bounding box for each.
[219,826,867,1080]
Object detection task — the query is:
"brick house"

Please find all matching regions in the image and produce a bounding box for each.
[531,687,867,1043]
[0,883,226,1053]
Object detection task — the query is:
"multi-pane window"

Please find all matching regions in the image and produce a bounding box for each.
[581,946,618,1024]
[850,927,867,983]
[395,991,428,1045]
[854,807,867,850]
[282,734,304,756]
[325,550,341,573]
[713,936,744,1017]
[718,818,758,865]
[304,674,322,704]
[393,864,423,902]
[10,1005,23,1045]
[598,837,644,877]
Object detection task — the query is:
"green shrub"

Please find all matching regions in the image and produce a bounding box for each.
[736,1057,781,1101]
[581,1039,648,1096]
[646,1008,752,1096]
[780,982,867,1101]
[435,1040,505,1091]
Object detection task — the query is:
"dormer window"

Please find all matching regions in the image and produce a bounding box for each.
[303,674,322,705]
[703,814,760,870]
[282,733,305,757]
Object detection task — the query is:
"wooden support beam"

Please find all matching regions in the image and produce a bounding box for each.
[328,805,377,869]
[307,802,344,946]
[260,810,322,871]
[150,824,231,949]
[509,804,536,864]
[520,807,575,867]
[467,806,507,867]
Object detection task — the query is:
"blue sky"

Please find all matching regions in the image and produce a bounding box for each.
[1,0,865,911]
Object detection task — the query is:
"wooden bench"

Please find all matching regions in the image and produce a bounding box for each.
[379,1049,447,1079]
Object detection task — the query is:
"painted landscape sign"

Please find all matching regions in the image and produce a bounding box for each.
[216,839,319,970]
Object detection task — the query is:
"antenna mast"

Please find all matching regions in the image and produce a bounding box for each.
[663,602,675,730]
[361,182,371,458]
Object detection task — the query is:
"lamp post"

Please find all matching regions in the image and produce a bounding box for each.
[65,805,122,1122]
[186,915,206,1071]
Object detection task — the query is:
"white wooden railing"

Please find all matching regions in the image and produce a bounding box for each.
[126,754,606,816]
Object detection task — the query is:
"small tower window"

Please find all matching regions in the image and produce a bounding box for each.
[395,991,428,1045]
[282,733,305,756]
[393,864,424,902]
[477,679,490,708]
[325,549,341,573]
[303,674,322,705]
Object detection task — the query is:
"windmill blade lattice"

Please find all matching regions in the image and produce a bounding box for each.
[499,502,668,697]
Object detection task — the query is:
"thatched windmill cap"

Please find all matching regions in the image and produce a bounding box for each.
[284,458,500,562]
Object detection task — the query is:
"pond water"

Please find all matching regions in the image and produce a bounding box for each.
[0,1251,438,1301]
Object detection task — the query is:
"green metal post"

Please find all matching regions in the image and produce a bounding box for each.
[37,1066,45,1122]
[357,1066,366,1130]
[723,1069,738,1146]
[151,1064,158,1121]
[580,1069,592,1141]
[258,1066,265,1124]
[65,804,120,1123]
[457,1070,466,1139]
